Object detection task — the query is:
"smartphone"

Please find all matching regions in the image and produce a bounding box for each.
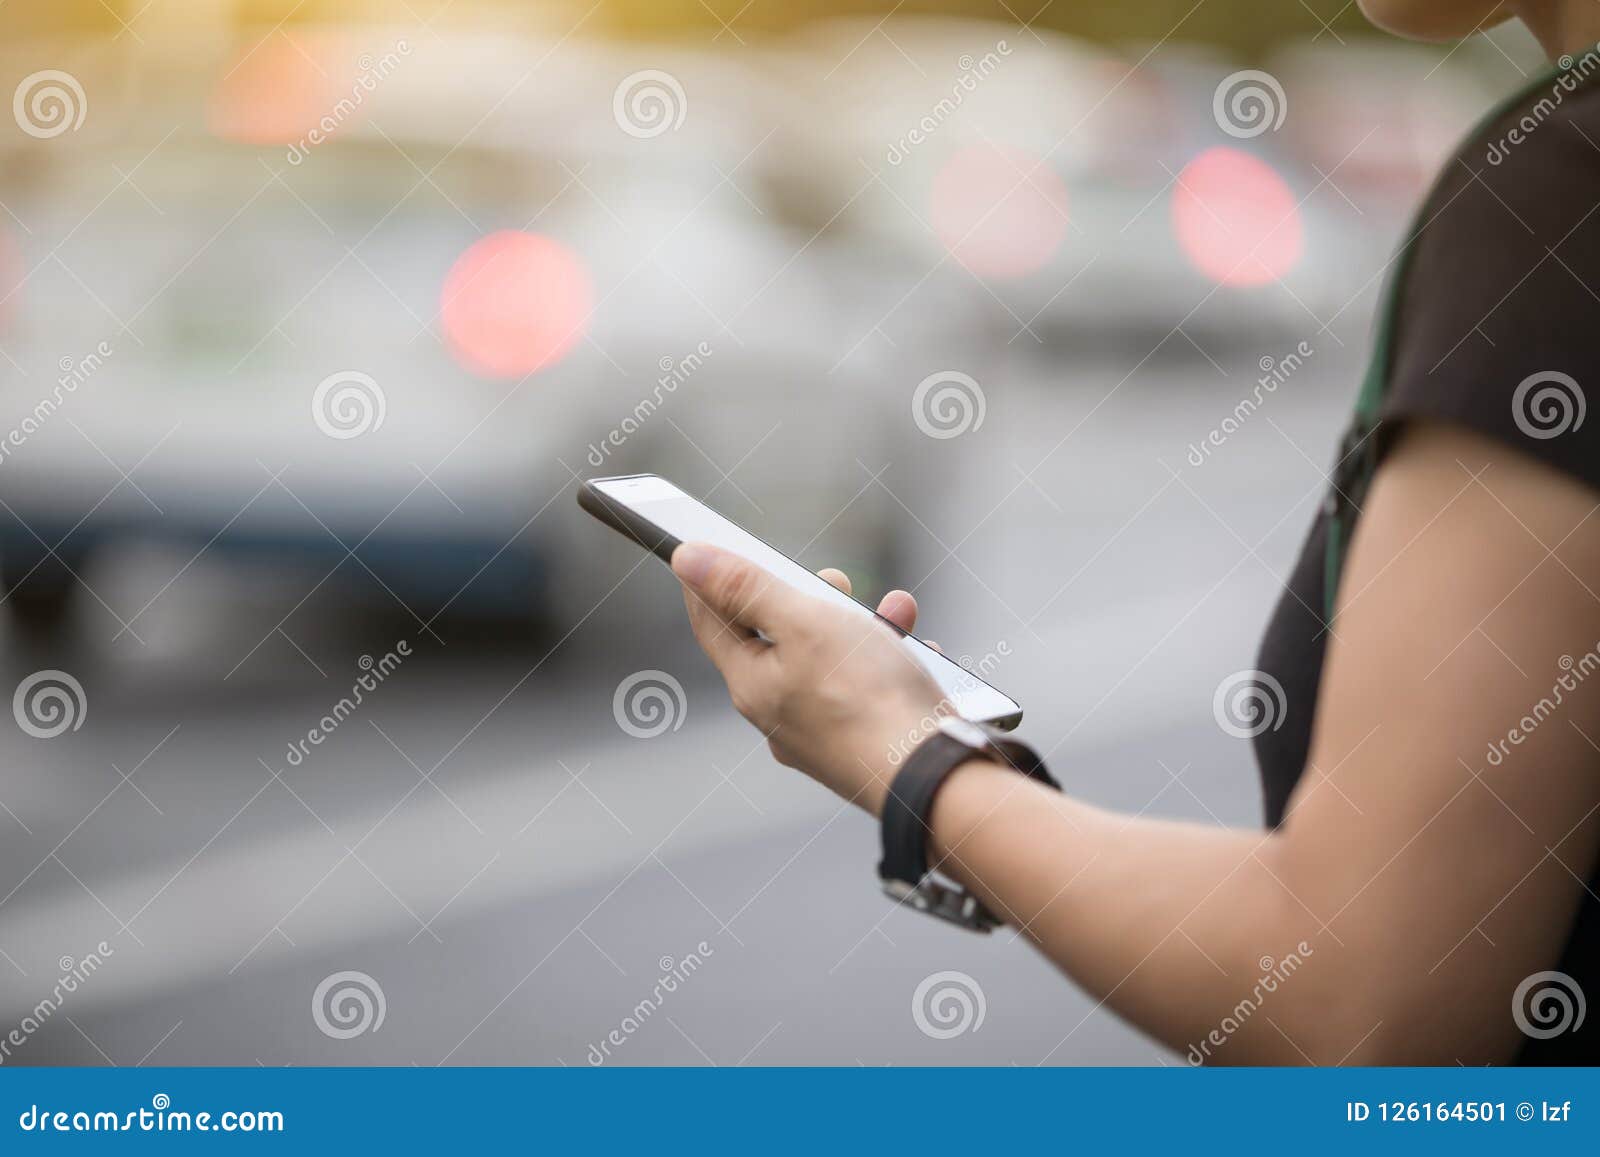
[578,473,1022,729]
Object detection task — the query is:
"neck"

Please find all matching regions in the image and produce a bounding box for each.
[1514,0,1600,59]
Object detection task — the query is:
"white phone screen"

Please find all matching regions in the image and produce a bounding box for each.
[593,475,1021,727]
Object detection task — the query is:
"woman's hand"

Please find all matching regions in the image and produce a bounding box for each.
[670,542,947,816]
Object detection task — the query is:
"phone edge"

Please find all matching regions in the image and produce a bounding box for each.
[576,475,1023,730]
[577,476,682,565]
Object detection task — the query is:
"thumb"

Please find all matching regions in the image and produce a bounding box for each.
[671,542,798,636]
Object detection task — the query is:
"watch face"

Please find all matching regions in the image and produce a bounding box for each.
[938,717,992,749]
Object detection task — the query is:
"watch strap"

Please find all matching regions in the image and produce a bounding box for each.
[879,731,980,886]
[877,726,1057,931]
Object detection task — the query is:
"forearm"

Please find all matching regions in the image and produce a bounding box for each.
[926,760,1338,1064]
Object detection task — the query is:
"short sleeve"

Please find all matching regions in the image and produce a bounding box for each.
[1379,78,1600,494]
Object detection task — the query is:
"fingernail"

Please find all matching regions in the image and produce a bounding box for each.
[672,543,714,586]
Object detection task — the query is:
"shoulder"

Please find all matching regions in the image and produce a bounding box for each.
[1480,61,1600,172]
[1303,419,1600,1063]
[1408,67,1600,296]
[1382,69,1600,494]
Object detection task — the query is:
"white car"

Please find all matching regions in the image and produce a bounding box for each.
[781,17,1447,347]
[0,29,935,637]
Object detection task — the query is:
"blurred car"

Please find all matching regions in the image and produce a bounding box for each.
[777,16,1485,349]
[0,27,934,641]
[1267,36,1515,214]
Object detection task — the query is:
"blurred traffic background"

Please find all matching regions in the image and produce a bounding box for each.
[0,0,1547,1064]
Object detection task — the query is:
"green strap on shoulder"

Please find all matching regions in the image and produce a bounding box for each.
[1321,58,1571,621]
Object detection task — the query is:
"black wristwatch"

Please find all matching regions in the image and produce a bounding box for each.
[877,717,1059,932]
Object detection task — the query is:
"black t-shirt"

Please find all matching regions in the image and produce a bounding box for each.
[1254,64,1600,1065]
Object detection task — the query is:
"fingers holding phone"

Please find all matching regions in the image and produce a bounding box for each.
[668,542,945,810]
[578,475,1020,731]
[817,568,932,648]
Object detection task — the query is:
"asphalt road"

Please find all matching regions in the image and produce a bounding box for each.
[0,335,1364,1065]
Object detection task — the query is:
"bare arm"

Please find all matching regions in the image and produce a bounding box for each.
[669,422,1600,1064]
[927,423,1600,1063]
